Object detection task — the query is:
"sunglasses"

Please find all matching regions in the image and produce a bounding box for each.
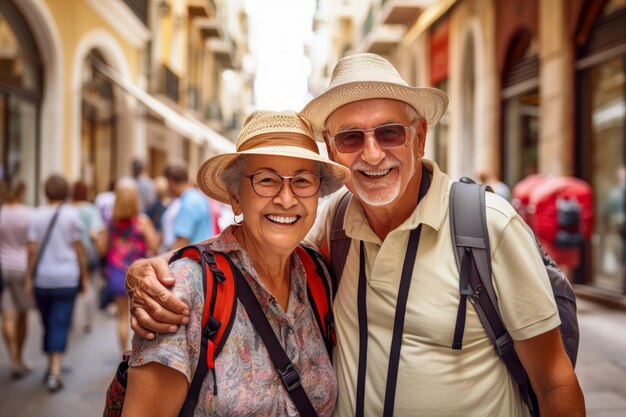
[328,122,413,153]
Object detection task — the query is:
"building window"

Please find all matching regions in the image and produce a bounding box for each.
[82,51,116,196]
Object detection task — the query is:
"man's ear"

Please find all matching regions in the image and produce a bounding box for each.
[415,118,427,158]
[322,131,336,160]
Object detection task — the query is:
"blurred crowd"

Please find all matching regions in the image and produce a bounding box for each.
[0,159,231,392]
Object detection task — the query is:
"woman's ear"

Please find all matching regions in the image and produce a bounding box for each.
[228,193,241,215]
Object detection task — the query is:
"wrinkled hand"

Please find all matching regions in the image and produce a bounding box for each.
[126,258,190,340]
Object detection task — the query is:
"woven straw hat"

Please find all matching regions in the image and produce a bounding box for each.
[300,53,448,140]
[197,110,350,203]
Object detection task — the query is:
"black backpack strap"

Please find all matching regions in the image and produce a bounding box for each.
[450,181,535,413]
[228,256,319,417]
[33,203,64,279]
[329,190,352,285]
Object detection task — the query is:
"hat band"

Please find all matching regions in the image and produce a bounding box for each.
[238,133,319,154]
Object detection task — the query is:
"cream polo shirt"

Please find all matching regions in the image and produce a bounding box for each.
[305,159,560,417]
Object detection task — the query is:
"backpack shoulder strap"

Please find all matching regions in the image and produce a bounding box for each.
[296,244,336,355]
[230,255,320,417]
[449,181,530,387]
[170,244,237,416]
[329,190,352,283]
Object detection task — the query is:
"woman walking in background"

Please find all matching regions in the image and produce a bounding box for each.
[0,180,33,379]
[104,178,158,352]
[71,181,106,333]
[25,174,89,392]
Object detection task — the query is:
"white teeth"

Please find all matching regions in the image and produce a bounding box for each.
[362,169,390,177]
[267,215,298,224]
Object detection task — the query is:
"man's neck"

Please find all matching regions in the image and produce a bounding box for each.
[360,167,423,241]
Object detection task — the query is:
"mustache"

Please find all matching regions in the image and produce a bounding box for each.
[352,157,401,172]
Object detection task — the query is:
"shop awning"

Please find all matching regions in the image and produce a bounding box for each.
[93,60,235,155]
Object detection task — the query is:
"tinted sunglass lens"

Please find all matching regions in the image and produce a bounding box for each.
[335,130,365,153]
[374,124,406,147]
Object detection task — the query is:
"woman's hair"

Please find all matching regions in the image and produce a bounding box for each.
[1,179,26,203]
[112,177,140,220]
[319,162,344,198]
[221,154,343,200]
[222,155,249,199]
[72,180,89,202]
[44,174,69,201]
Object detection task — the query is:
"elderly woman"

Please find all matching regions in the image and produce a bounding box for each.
[25,174,89,392]
[119,110,349,417]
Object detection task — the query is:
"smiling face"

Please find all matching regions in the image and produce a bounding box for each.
[229,154,320,255]
[324,98,426,207]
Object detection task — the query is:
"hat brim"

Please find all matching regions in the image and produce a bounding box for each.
[300,81,449,141]
[197,146,351,204]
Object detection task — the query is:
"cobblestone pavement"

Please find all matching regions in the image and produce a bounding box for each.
[0,297,625,416]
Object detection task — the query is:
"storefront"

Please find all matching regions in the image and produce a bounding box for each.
[0,1,42,204]
[576,0,626,295]
[501,32,540,187]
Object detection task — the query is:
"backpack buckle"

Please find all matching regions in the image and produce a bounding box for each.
[277,363,301,391]
[495,334,514,356]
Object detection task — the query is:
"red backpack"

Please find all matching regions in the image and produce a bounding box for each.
[104,243,335,417]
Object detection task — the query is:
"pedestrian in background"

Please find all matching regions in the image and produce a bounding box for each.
[159,197,180,254]
[145,176,171,234]
[164,165,215,250]
[131,159,156,212]
[25,174,89,392]
[95,179,117,226]
[479,169,512,202]
[0,179,33,379]
[104,178,158,352]
[71,180,106,333]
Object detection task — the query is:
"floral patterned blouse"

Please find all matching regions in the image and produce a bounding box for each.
[129,226,338,416]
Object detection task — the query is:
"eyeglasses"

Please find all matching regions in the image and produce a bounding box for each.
[328,122,413,153]
[247,172,322,198]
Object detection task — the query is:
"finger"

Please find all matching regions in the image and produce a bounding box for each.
[141,294,189,325]
[143,261,189,316]
[130,314,156,340]
[152,259,176,286]
[126,259,189,317]
[133,308,179,335]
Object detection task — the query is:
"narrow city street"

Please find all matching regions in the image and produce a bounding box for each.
[0,297,624,417]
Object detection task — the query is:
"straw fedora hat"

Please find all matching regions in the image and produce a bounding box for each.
[300,53,449,140]
[197,110,351,204]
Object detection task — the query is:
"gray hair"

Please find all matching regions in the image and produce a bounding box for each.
[222,155,249,199]
[221,154,343,200]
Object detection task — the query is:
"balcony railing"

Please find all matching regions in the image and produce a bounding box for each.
[187,85,200,111]
[154,64,180,103]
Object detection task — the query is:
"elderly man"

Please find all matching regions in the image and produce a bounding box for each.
[125,53,584,417]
